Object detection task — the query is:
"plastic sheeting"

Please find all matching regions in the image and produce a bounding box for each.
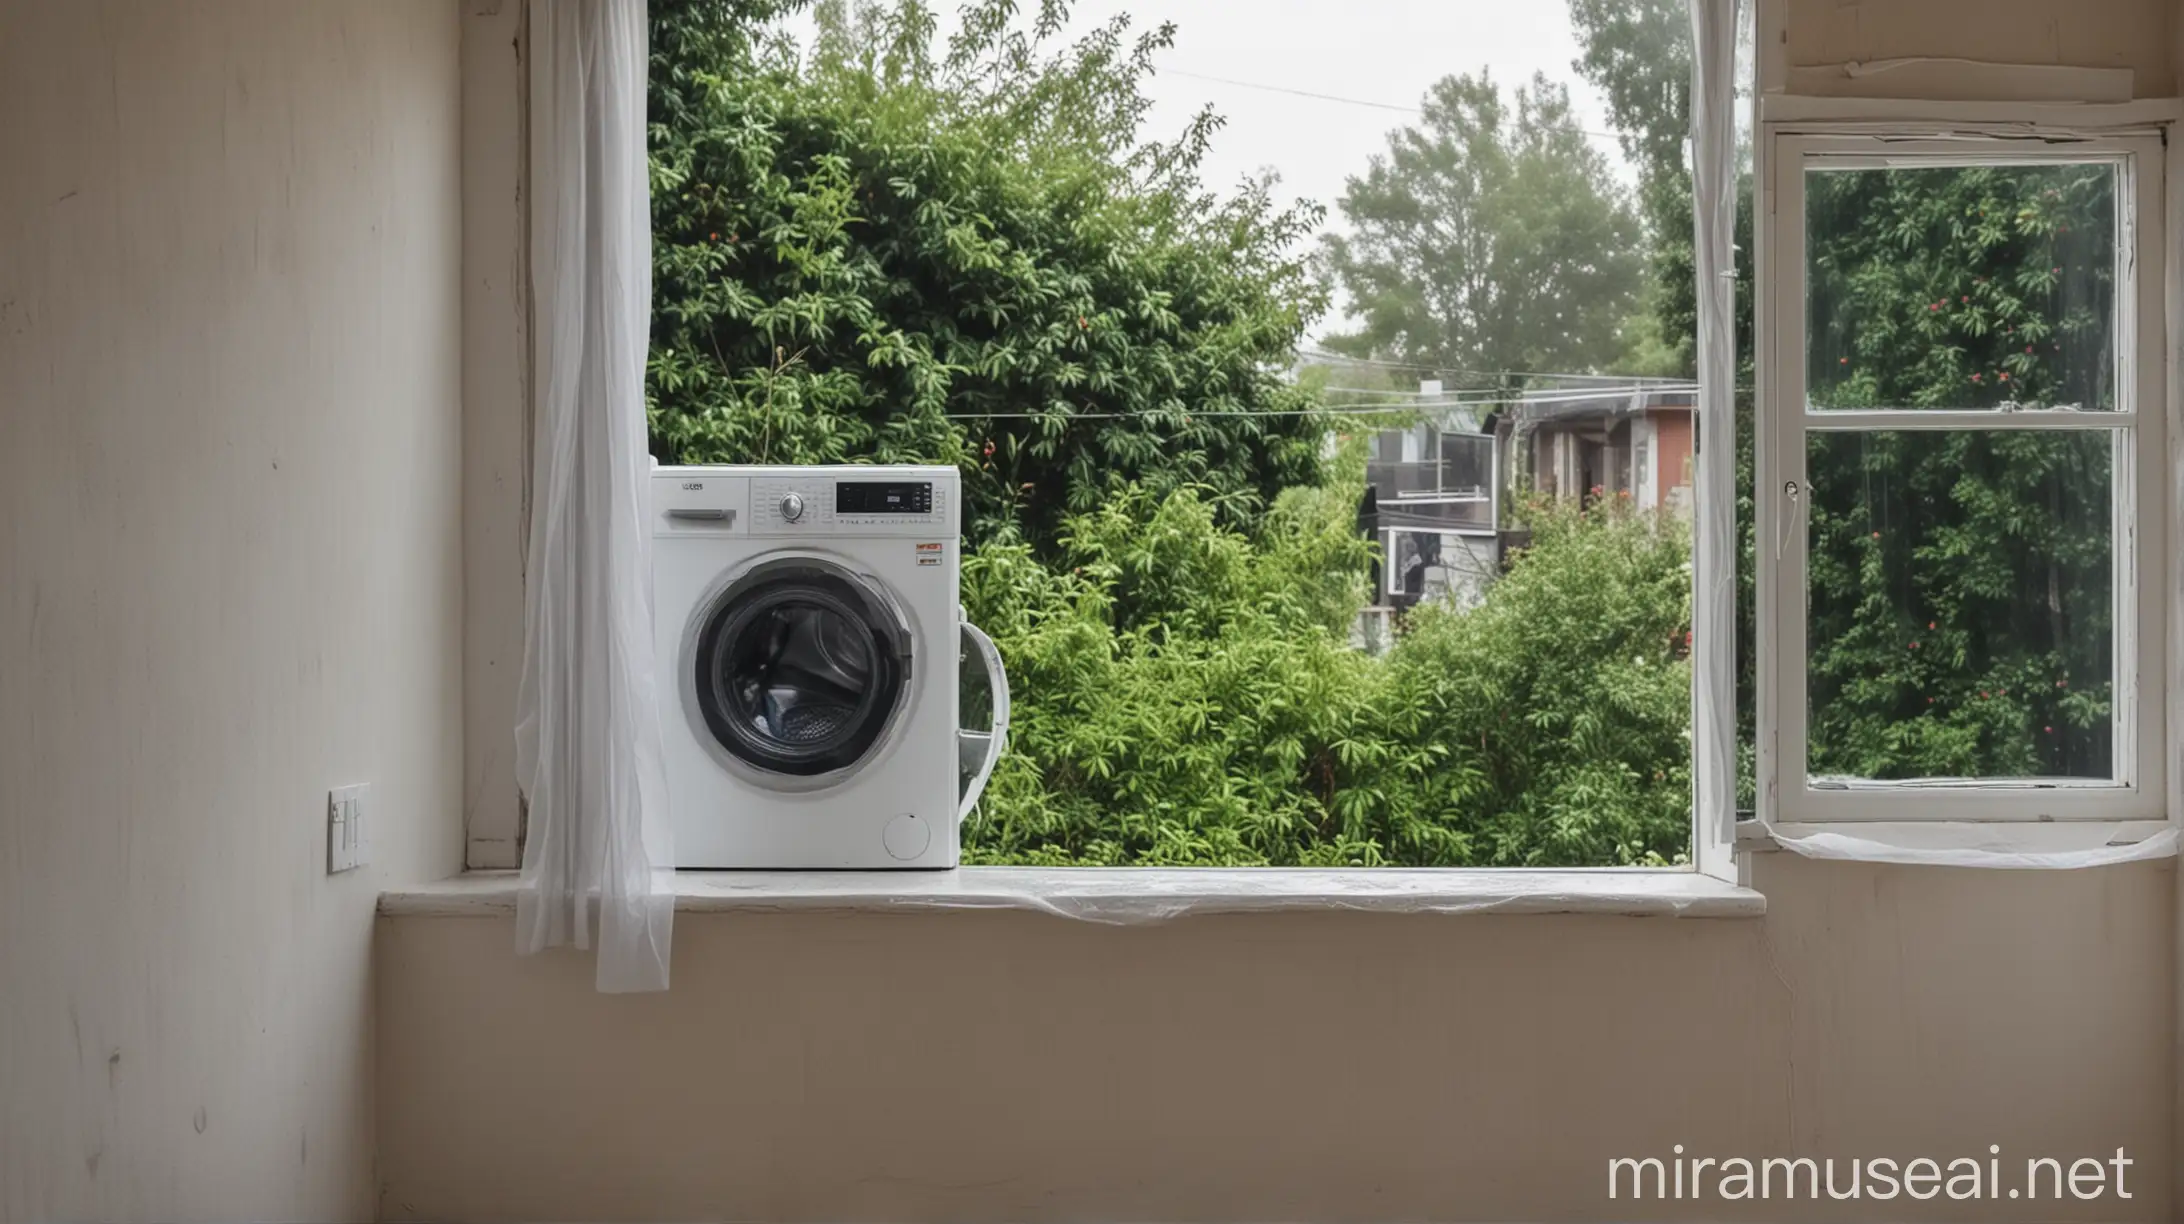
[382,869,1768,925]
[1770,823,2178,870]
[1688,0,1741,880]
[514,0,675,993]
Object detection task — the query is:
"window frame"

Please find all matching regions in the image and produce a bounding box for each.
[1757,125,2171,826]
[464,0,1755,879]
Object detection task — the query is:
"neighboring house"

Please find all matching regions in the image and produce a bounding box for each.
[1352,382,1697,647]
[1500,385,1697,517]
[1359,409,1499,619]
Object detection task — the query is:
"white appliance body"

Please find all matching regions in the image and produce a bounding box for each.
[653,464,968,868]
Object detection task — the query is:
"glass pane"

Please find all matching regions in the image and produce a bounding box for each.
[1437,431,1493,496]
[1805,430,2116,783]
[725,603,877,746]
[1807,162,2118,412]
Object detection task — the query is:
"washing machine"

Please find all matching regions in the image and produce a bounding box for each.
[652,464,1007,869]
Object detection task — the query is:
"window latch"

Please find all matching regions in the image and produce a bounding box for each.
[1775,480,1802,561]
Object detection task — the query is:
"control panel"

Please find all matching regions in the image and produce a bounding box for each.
[747,475,953,536]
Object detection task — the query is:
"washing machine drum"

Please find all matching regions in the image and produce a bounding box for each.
[689,560,911,780]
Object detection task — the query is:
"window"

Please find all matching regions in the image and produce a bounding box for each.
[643,0,1731,869]
[1760,133,2168,823]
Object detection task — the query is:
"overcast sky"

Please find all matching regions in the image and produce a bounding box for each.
[1058,0,1625,222]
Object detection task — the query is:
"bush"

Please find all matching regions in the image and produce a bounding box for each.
[964,462,1694,868]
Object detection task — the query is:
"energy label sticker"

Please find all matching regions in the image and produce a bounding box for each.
[916,542,944,566]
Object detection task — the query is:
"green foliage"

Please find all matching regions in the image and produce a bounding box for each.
[1319,72,1645,380]
[1566,0,1697,377]
[1801,165,2117,779]
[963,465,1693,867]
[647,0,1329,551]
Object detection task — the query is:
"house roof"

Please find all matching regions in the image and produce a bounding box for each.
[1507,385,1697,427]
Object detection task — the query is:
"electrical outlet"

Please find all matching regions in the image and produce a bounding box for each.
[327,784,369,873]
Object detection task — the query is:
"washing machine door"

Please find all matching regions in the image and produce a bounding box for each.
[685,555,913,787]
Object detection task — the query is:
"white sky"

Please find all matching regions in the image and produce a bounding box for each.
[774,1,1632,343]
[1059,0,1625,224]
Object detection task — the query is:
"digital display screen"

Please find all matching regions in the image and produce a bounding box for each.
[836,481,933,514]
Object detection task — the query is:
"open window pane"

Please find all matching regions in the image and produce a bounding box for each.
[1804,429,2116,784]
[1806,162,2118,413]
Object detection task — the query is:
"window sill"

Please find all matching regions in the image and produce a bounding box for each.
[1737,818,2178,869]
[379,867,1765,923]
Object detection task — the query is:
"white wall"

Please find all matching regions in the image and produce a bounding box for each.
[377,855,2174,1223]
[0,2,464,1220]
[1767,0,2176,97]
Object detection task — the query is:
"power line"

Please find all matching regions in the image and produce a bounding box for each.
[938,383,1698,420]
[1298,348,1693,385]
[1160,67,1630,143]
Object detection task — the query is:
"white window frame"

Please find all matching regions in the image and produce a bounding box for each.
[1757,120,2172,827]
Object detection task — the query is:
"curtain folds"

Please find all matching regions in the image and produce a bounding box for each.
[1689,0,1740,879]
[514,0,674,993]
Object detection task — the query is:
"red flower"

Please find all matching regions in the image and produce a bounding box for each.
[1928,621,1935,629]
[2026,345,2035,353]
[1999,373,2010,382]
[1910,641,1920,650]
[1871,531,1881,539]
[1840,357,1849,365]
[1930,303,1943,312]
[1971,374,1983,384]
[1981,691,1990,699]
[1961,296,1970,304]
[2045,726,2055,734]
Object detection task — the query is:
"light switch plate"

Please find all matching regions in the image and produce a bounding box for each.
[327,783,369,873]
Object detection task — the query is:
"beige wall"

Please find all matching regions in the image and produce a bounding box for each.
[1768,0,2177,96]
[0,3,464,1221]
[377,854,2174,1223]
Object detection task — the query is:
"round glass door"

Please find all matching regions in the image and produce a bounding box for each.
[689,559,910,780]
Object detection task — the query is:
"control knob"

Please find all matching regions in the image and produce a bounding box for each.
[780,492,805,522]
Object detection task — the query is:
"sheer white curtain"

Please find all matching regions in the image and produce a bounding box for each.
[515,0,674,993]
[1688,0,1739,881]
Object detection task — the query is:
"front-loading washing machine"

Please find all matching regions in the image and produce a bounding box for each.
[652,464,1006,868]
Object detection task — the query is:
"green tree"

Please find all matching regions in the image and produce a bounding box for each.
[1802,164,2116,779]
[1567,0,1697,376]
[1568,0,1760,803]
[1319,72,1645,380]
[647,0,1330,552]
